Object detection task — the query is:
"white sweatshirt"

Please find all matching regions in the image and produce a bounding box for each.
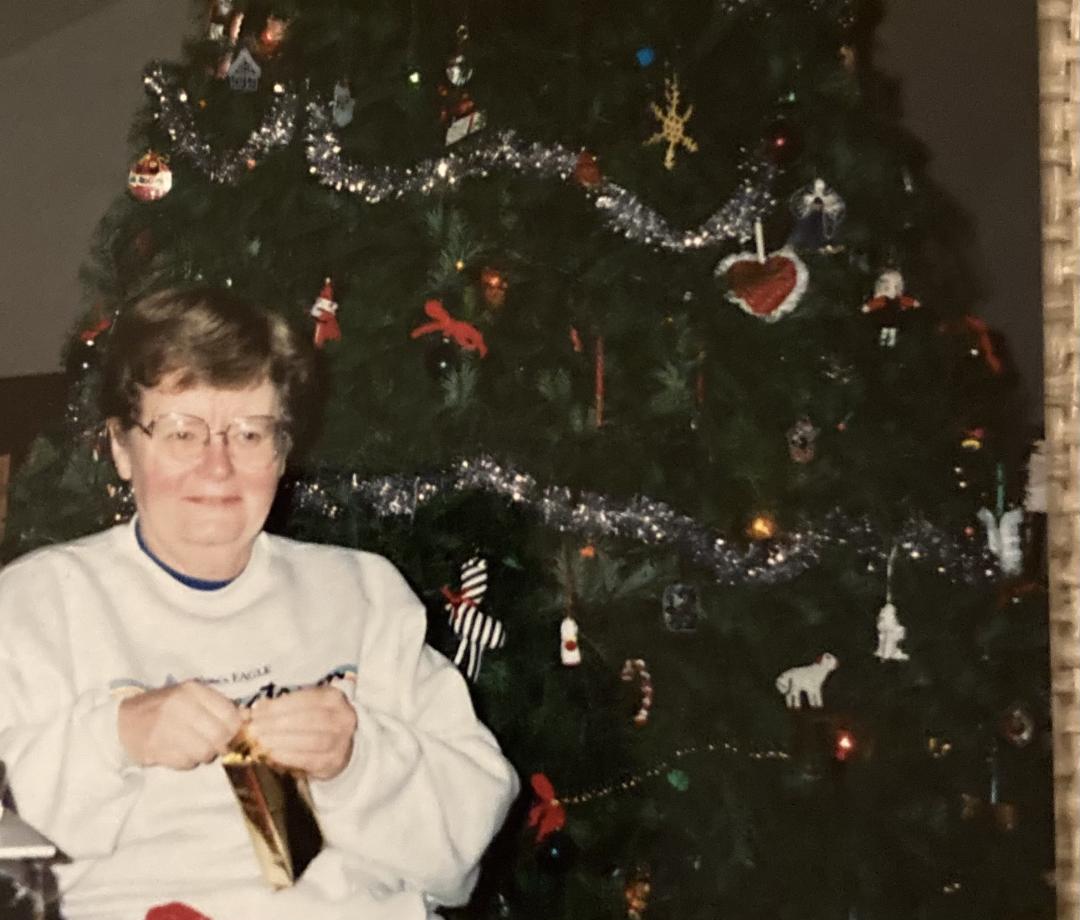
[0,521,519,920]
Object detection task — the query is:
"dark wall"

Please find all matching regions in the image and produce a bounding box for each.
[877,0,1043,424]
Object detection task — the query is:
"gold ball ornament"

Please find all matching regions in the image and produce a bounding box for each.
[746,513,778,541]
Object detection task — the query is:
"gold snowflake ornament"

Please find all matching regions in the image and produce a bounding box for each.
[645,74,698,170]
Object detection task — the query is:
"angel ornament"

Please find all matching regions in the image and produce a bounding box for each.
[787,178,846,253]
[977,506,1024,576]
[875,603,909,661]
[874,547,910,662]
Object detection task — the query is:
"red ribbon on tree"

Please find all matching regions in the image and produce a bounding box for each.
[527,772,566,841]
[441,585,469,610]
[940,315,1003,375]
[80,303,112,343]
[80,316,112,343]
[410,299,488,357]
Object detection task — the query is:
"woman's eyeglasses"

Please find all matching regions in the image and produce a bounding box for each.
[128,413,290,469]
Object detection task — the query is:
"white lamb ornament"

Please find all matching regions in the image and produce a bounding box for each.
[775,652,838,709]
[874,602,909,661]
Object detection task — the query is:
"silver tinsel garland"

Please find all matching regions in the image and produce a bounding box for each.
[141,65,777,251]
[305,103,777,251]
[144,64,297,185]
[290,456,999,586]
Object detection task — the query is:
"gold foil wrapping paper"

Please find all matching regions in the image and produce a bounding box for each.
[222,734,323,889]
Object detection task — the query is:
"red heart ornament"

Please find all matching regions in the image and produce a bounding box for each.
[715,248,808,322]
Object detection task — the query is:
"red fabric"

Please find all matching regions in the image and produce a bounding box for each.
[862,293,920,314]
[145,903,213,920]
[313,312,342,349]
[527,772,566,841]
[939,315,1003,375]
[80,316,112,343]
[725,255,799,317]
[410,299,488,358]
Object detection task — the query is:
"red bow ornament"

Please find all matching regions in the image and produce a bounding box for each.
[410,299,488,357]
[527,772,566,842]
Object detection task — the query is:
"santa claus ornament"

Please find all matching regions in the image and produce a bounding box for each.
[309,279,342,349]
[127,151,173,202]
[861,269,921,347]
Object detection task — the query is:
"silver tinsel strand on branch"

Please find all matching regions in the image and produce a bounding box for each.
[289,456,1000,586]
[144,64,297,185]
[141,65,777,251]
[305,104,777,251]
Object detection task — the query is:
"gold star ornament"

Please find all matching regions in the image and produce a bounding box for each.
[645,74,698,170]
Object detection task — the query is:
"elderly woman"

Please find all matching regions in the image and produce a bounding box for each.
[0,288,518,920]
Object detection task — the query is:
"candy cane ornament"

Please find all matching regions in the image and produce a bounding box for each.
[621,658,654,727]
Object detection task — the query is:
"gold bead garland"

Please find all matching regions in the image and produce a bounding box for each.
[556,739,790,807]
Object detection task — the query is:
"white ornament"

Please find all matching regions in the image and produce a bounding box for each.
[445,53,473,87]
[560,616,581,666]
[775,652,838,709]
[446,109,485,146]
[873,268,904,300]
[1024,439,1047,513]
[874,602,909,661]
[310,284,338,320]
[331,81,355,128]
[977,507,1023,576]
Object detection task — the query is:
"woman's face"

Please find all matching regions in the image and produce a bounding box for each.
[110,374,285,577]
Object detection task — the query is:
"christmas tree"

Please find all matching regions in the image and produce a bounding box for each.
[4,0,1053,917]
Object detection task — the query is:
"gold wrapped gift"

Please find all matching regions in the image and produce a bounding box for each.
[222,731,324,889]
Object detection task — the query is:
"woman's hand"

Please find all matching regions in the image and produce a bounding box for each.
[118,681,245,770]
[248,686,358,781]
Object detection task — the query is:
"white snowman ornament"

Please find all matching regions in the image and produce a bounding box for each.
[560,616,581,666]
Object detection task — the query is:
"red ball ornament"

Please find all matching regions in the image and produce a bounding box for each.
[127,151,172,202]
[574,151,603,189]
[480,267,508,308]
[762,118,802,168]
[256,15,288,57]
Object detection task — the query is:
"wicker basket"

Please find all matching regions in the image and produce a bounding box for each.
[1038,1,1080,917]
